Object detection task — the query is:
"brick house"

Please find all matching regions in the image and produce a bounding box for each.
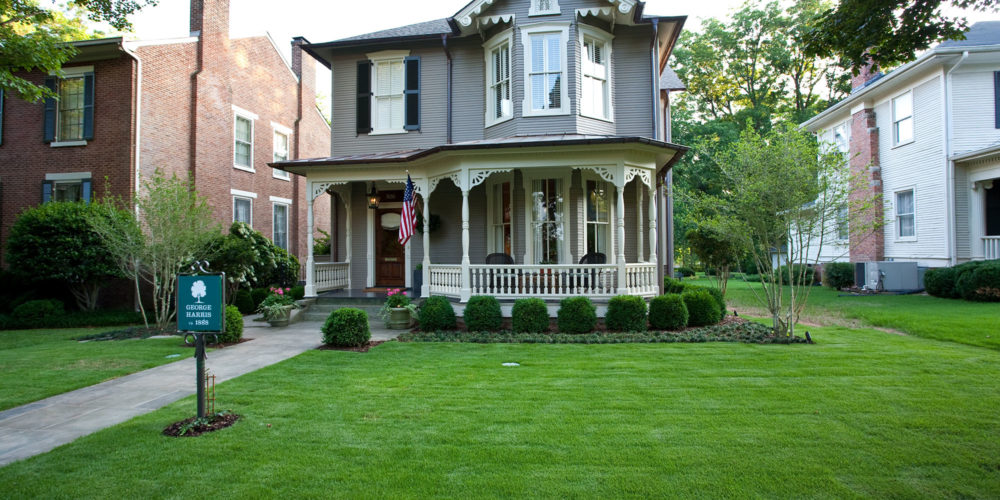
[0,0,331,271]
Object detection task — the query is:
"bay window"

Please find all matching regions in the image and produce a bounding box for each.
[521,24,569,116]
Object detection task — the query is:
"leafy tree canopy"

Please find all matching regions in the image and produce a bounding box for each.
[804,0,1000,70]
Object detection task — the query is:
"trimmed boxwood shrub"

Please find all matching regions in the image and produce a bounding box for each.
[605,295,647,332]
[663,277,686,294]
[955,261,1000,302]
[824,262,855,290]
[234,289,255,315]
[676,266,696,277]
[703,287,726,316]
[776,264,817,285]
[682,289,721,327]
[290,285,306,301]
[12,299,64,323]
[464,295,502,332]
[557,296,596,334]
[322,308,371,346]
[219,305,244,343]
[924,267,958,298]
[418,296,457,331]
[648,294,688,330]
[512,298,549,333]
[250,288,269,310]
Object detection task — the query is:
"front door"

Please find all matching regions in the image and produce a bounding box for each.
[375,208,405,287]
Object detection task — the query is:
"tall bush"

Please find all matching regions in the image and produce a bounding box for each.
[512,298,549,333]
[648,294,688,330]
[955,261,1000,302]
[463,296,502,332]
[219,305,243,343]
[605,295,647,332]
[823,262,855,290]
[557,297,596,334]
[682,289,722,327]
[419,296,457,331]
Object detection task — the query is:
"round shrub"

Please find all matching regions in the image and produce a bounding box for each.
[250,288,269,310]
[648,294,688,330]
[955,261,1000,302]
[418,296,457,331]
[219,305,244,343]
[233,289,255,315]
[682,289,721,327]
[464,295,502,332]
[12,299,65,324]
[512,298,549,333]
[290,285,306,301]
[777,264,817,285]
[924,267,958,298]
[557,297,596,334]
[322,308,371,346]
[824,262,855,290]
[605,295,647,332]
[663,277,686,294]
[703,287,726,316]
[676,266,696,278]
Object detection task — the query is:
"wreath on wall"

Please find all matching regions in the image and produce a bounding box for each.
[416,213,441,234]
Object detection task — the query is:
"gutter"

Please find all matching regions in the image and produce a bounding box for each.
[944,50,969,266]
[650,18,659,140]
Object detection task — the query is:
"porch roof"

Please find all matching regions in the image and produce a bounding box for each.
[271,134,688,176]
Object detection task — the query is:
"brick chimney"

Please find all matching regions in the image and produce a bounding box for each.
[848,106,884,263]
[190,0,231,65]
[851,53,880,92]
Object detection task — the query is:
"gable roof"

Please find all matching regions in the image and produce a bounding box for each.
[331,18,456,43]
[939,21,1000,48]
[659,66,685,91]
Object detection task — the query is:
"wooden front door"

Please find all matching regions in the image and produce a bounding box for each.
[375,208,405,287]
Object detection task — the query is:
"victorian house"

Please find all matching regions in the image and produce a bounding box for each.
[273,0,688,306]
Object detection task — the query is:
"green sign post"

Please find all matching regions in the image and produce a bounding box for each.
[177,262,225,418]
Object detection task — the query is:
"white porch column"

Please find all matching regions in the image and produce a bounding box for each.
[305,183,316,297]
[460,187,472,301]
[422,185,431,297]
[971,181,988,259]
[636,182,645,262]
[616,181,627,294]
[648,186,657,265]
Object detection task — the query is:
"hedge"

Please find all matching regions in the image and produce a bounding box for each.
[419,296,457,331]
[682,289,722,327]
[605,295,647,332]
[824,262,855,289]
[556,297,596,334]
[463,296,502,332]
[648,294,688,330]
[512,298,549,333]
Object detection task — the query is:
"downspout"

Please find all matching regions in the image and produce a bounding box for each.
[442,34,453,144]
[944,51,968,265]
[650,18,659,140]
[121,41,142,214]
[189,30,204,183]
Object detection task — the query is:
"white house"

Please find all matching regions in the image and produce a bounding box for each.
[802,21,1000,267]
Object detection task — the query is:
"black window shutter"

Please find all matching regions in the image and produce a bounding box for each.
[0,88,4,146]
[43,77,57,142]
[82,179,92,203]
[994,71,1000,129]
[404,56,420,131]
[356,61,372,134]
[83,72,95,140]
[42,181,53,203]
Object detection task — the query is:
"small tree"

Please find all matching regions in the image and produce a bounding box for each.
[685,226,745,296]
[6,201,125,310]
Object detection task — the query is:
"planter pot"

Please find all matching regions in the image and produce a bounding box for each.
[266,306,293,327]
[387,307,412,329]
[412,269,423,298]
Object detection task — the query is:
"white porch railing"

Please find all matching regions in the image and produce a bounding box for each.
[315,262,349,292]
[429,265,462,296]
[426,263,658,299]
[625,263,658,295]
[986,236,1000,260]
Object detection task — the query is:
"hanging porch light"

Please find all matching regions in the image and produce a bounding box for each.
[367,183,380,209]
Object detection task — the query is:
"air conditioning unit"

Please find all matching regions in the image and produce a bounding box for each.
[854,261,923,291]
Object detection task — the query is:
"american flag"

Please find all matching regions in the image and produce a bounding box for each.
[399,174,417,246]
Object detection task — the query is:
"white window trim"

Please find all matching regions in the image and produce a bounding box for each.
[891,91,914,147]
[894,187,917,241]
[269,195,292,205]
[367,50,410,136]
[520,22,571,118]
[580,172,614,259]
[485,173,515,256]
[50,141,88,148]
[578,24,614,123]
[529,0,560,16]
[45,172,91,181]
[51,73,88,144]
[521,169,571,264]
[233,107,256,172]
[272,201,290,250]
[483,29,515,128]
[233,195,254,226]
[271,126,291,181]
[836,205,850,243]
[231,188,258,199]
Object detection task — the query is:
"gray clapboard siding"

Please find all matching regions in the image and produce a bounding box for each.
[613,26,654,137]
[451,37,487,143]
[954,167,970,259]
[350,182,368,287]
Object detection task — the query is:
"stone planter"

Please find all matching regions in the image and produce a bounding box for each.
[386,307,412,329]
[266,306,293,327]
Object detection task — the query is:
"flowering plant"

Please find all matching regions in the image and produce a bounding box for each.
[257,287,298,320]
[379,288,417,322]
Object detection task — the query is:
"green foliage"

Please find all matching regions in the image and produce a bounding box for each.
[322,308,371,347]
[233,290,255,315]
[955,261,1000,302]
[823,262,855,290]
[257,287,298,321]
[676,267,696,277]
[418,296,457,331]
[12,299,64,323]
[924,267,958,298]
[703,286,727,316]
[220,305,243,344]
[1,308,142,331]
[251,288,269,310]
[226,222,300,288]
[664,277,687,294]
[556,297,596,334]
[379,288,416,324]
[776,264,817,286]
[290,286,305,301]
[6,202,126,311]
[313,229,332,256]
[648,294,689,330]
[685,226,746,294]
[682,289,722,327]
[605,295,648,332]
[203,232,256,303]
[511,298,550,333]
[463,296,502,332]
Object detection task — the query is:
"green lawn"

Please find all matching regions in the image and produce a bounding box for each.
[1,326,998,498]
[0,328,191,411]
[695,278,1000,349]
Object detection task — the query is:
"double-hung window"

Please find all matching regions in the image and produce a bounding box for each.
[531,178,563,264]
[837,205,850,242]
[896,189,915,239]
[484,31,513,126]
[233,105,257,171]
[521,24,569,116]
[892,92,913,145]
[43,66,94,145]
[580,26,613,121]
[357,51,420,134]
[489,180,513,255]
[232,189,257,225]
[585,180,610,255]
[272,123,291,180]
[42,173,92,203]
[272,198,290,250]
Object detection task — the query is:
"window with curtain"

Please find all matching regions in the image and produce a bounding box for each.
[273,204,288,250]
[234,115,253,169]
[532,179,562,264]
[586,180,609,254]
[896,190,915,238]
[492,181,512,255]
[234,197,252,225]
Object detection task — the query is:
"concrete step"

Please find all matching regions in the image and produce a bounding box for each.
[303,304,383,322]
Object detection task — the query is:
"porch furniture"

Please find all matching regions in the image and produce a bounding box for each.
[485,253,514,265]
[484,253,515,291]
[577,253,607,291]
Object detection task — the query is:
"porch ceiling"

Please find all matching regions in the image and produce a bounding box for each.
[270,134,688,178]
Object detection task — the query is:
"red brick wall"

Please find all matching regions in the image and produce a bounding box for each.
[0,57,137,267]
[849,107,885,262]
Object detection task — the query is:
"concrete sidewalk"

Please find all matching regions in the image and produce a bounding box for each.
[0,317,402,467]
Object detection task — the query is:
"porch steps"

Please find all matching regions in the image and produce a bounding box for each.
[302,296,385,322]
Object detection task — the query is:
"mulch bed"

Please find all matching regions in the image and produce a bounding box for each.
[316,340,385,353]
[162,412,240,437]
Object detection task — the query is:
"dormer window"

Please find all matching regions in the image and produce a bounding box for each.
[484,30,513,127]
[529,0,560,16]
[579,25,613,122]
[521,23,570,117]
